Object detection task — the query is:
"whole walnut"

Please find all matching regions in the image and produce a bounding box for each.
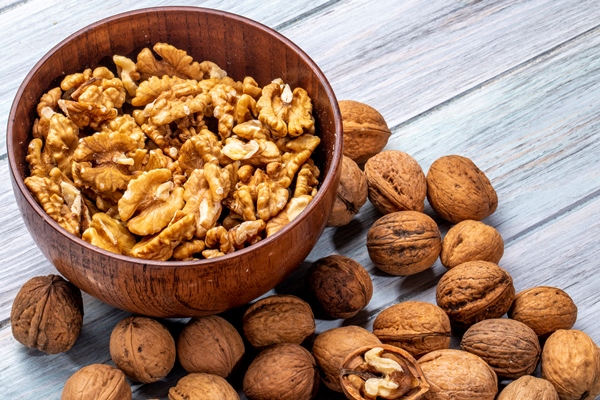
[61,364,132,400]
[440,220,504,268]
[243,343,319,400]
[312,326,382,392]
[364,150,427,214]
[11,274,83,354]
[541,329,600,400]
[177,315,245,377]
[460,318,541,379]
[242,294,315,348]
[497,375,559,400]
[109,316,176,383]
[327,156,368,227]
[436,260,515,327]
[367,211,441,276]
[168,373,239,400]
[509,286,577,338]
[426,155,498,223]
[372,301,451,358]
[306,255,373,319]
[418,349,498,400]
[339,100,391,165]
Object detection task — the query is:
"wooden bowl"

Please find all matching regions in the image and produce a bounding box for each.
[7,7,342,317]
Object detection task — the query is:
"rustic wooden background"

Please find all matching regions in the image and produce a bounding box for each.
[1,0,599,398]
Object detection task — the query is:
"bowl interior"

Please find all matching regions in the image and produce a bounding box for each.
[7,7,342,316]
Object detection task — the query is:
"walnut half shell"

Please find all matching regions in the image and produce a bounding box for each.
[340,345,430,400]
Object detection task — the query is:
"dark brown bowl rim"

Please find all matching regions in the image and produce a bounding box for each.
[7,6,343,269]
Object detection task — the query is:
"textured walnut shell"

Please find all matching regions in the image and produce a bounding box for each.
[306,255,373,319]
[312,326,382,392]
[497,375,559,400]
[327,156,368,227]
[367,211,441,276]
[339,100,391,165]
[11,274,83,354]
[340,344,430,400]
[242,294,315,348]
[243,343,319,400]
[417,349,498,400]
[61,364,132,400]
[177,315,245,377]
[460,318,541,379]
[541,329,600,400]
[372,301,451,359]
[440,220,504,268]
[508,286,577,338]
[364,150,427,214]
[168,373,239,400]
[426,155,498,223]
[436,260,514,327]
[109,316,176,383]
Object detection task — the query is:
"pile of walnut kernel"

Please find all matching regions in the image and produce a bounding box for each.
[24,42,321,261]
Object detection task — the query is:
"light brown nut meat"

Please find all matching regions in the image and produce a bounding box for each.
[508,286,578,338]
[109,316,176,383]
[497,375,559,400]
[177,315,245,378]
[460,318,541,379]
[417,349,498,400]
[172,239,206,261]
[45,113,80,178]
[113,54,140,97]
[426,155,498,223]
[129,212,196,260]
[436,260,515,328]
[367,211,441,276]
[338,100,391,165]
[340,345,430,400]
[11,274,83,354]
[306,255,373,319]
[61,364,132,400]
[81,212,136,256]
[541,329,600,400]
[33,87,62,139]
[168,373,239,400]
[372,301,451,359]
[327,156,368,227]
[243,343,319,400]
[312,326,382,392]
[242,294,315,348]
[364,150,427,214]
[257,81,315,137]
[440,220,504,268]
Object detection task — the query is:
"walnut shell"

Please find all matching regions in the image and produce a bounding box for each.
[460,318,541,379]
[436,260,515,327]
[177,315,245,377]
[306,254,373,319]
[339,100,391,165]
[364,150,427,214]
[340,344,430,400]
[327,155,368,227]
[168,373,239,400]
[426,155,498,223]
[243,343,319,400]
[372,301,451,359]
[11,274,83,354]
[440,220,504,268]
[497,375,559,400]
[417,349,498,400]
[508,286,577,338]
[109,316,176,383]
[242,294,315,348]
[367,211,441,276]
[541,329,600,400]
[61,364,132,400]
[312,326,382,392]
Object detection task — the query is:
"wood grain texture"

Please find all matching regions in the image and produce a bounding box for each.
[1,0,600,399]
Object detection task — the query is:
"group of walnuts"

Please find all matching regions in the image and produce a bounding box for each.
[11,96,600,398]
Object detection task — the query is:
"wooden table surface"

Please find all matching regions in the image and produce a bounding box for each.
[1,0,599,398]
